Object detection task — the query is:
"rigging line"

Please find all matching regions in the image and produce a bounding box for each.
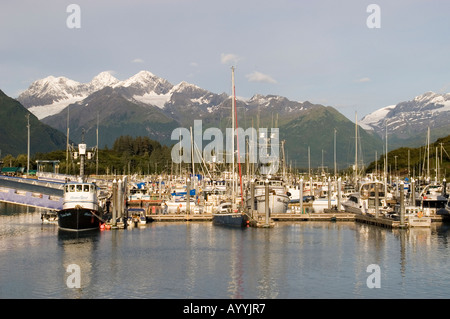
[192,138,213,180]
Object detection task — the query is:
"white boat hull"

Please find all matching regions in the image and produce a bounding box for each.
[246,194,289,214]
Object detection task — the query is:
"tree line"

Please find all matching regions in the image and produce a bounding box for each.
[1,135,174,176]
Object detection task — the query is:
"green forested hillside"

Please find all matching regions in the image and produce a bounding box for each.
[0,90,67,156]
[366,135,450,179]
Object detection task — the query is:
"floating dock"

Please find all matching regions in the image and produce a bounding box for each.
[147,213,213,222]
[271,212,355,222]
[141,209,444,229]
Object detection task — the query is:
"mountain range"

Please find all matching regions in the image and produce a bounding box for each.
[8,70,449,171]
[361,91,450,150]
[14,70,385,170]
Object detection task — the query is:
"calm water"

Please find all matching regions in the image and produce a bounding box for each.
[1,202,450,299]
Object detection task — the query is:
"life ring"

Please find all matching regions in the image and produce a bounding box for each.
[418,211,423,218]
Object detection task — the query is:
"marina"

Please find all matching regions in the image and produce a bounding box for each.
[0,68,449,303]
[4,0,450,305]
[2,171,449,231]
[2,141,450,300]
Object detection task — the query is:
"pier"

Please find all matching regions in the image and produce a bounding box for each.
[147,213,213,222]
[136,209,443,229]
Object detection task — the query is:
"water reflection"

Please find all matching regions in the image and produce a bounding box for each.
[2,202,450,298]
[57,229,100,298]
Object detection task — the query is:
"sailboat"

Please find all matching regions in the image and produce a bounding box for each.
[212,67,250,227]
[57,138,104,231]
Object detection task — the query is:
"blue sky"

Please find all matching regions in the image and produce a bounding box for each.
[1,0,450,120]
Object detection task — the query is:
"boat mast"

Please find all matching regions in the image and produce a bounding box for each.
[231,67,236,209]
[66,106,70,175]
[231,66,244,208]
[385,119,388,196]
[354,112,358,185]
[427,126,430,181]
[334,128,337,178]
[79,129,86,182]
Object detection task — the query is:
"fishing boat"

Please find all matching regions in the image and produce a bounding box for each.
[58,180,102,231]
[212,67,250,227]
[41,210,58,224]
[416,183,447,216]
[166,196,197,213]
[406,207,432,227]
[57,140,103,231]
[311,183,338,212]
[245,177,290,214]
[342,181,393,215]
[392,205,432,227]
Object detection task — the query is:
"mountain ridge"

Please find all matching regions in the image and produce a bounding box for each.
[15,70,386,168]
[0,89,67,157]
[360,91,450,150]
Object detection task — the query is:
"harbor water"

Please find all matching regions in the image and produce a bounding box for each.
[1,202,450,299]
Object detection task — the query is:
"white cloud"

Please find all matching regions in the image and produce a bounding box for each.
[132,58,144,63]
[190,62,199,67]
[104,69,117,75]
[220,53,242,65]
[246,71,277,84]
[356,77,371,83]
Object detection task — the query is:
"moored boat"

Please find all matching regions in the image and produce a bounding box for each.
[245,177,290,214]
[212,67,250,228]
[342,181,393,215]
[212,202,250,227]
[57,139,103,231]
[57,181,103,231]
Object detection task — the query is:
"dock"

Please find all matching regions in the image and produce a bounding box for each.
[271,212,355,222]
[147,213,213,222]
[139,209,445,229]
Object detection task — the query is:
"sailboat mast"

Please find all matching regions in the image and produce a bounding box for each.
[231,67,236,208]
[231,66,244,206]
[355,112,358,184]
[66,106,70,175]
[334,128,337,177]
[427,126,430,181]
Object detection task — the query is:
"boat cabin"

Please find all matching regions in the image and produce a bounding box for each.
[63,182,99,211]
[65,183,96,194]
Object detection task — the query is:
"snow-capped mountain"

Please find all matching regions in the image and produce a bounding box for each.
[361,91,450,148]
[15,70,385,167]
[17,71,121,119]
[17,71,217,119]
[90,71,120,91]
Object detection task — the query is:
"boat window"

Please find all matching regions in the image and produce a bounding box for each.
[83,185,89,192]
[76,185,82,192]
[69,185,75,192]
[65,185,69,192]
